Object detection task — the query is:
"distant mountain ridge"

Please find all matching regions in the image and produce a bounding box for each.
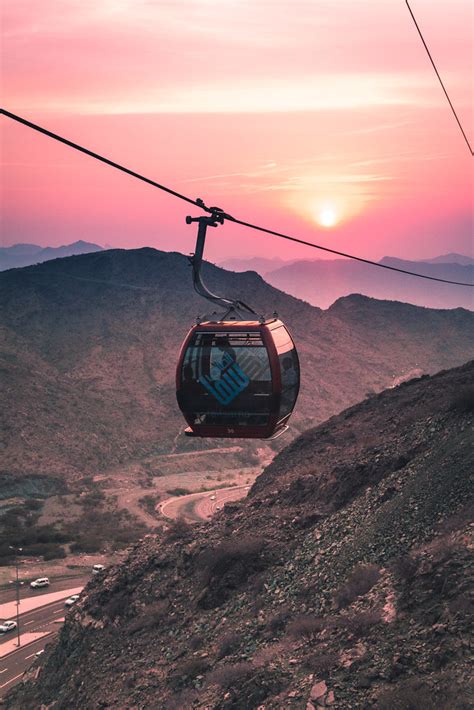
[265,256,473,310]
[1,248,473,479]
[0,240,103,270]
[219,256,298,273]
[421,253,473,265]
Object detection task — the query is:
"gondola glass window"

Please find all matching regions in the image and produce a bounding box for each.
[272,326,300,419]
[179,331,273,428]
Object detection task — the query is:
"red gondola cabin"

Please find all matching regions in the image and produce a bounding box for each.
[176,318,299,439]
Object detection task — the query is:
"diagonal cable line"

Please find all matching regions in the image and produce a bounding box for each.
[226,215,474,286]
[405,0,473,156]
[1,108,473,288]
[0,108,201,208]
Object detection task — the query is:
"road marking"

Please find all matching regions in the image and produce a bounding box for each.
[25,652,39,660]
[0,632,54,661]
[23,621,35,626]
[0,672,23,689]
[0,669,7,674]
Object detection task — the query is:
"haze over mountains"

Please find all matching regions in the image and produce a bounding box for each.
[1,248,473,480]
[0,240,103,270]
[220,254,473,311]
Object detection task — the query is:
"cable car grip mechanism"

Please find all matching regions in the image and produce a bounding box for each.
[186,200,260,321]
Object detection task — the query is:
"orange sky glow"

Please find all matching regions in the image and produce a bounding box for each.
[1,0,473,262]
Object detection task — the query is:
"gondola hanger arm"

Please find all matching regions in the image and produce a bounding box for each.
[186,200,257,318]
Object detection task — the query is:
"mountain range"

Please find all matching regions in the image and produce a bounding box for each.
[1,248,473,480]
[0,240,103,270]
[8,359,473,709]
[220,254,473,311]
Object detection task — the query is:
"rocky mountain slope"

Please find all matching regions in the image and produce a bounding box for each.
[8,361,473,709]
[1,248,473,480]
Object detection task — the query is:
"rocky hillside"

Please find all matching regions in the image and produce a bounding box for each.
[1,248,473,480]
[8,361,473,709]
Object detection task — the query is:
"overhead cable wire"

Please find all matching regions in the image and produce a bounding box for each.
[0,108,201,209]
[224,214,473,286]
[1,108,473,288]
[405,0,473,156]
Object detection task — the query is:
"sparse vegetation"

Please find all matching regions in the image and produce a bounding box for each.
[168,658,210,690]
[392,553,418,582]
[286,615,326,639]
[376,677,470,710]
[334,563,381,608]
[166,487,192,497]
[207,662,254,689]
[201,536,267,585]
[67,506,147,553]
[138,493,161,517]
[127,601,169,634]
[165,517,192,542]
[198,536,270,609]
[448,593,472,619]
[342,609,383,637]
[266,607,291,635]
[302,650,339,674]
[216,632,241,659]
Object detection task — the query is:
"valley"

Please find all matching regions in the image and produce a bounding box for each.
[5,360,472,709]
[2,248,473,481]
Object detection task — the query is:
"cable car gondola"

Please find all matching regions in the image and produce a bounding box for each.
[176,204,300,439]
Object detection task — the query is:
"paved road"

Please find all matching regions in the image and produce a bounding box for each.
[159,485,250,522]
[0,633,51,698]
[0,590,83,698]
[0,575,89,606]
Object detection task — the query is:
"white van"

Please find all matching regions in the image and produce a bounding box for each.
[92,564,105,575]
[30,577,50,589]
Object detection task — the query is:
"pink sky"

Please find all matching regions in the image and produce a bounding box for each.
[1,0,473,262]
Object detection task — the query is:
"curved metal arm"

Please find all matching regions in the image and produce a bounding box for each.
[186,212,257,316]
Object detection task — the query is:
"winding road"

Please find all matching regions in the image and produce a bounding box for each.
[159,484,251,522]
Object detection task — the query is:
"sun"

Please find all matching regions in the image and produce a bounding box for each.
[317,207,338,228]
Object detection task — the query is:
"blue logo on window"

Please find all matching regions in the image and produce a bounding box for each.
[199,353,250,405]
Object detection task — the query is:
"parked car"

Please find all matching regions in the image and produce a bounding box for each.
[92,564,105,575]
[64,594,80,607]
[210,495,216,500]
[0,620,17,634]
[30,577,50,589]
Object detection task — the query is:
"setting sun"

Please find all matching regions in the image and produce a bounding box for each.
[318,207,338,228]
